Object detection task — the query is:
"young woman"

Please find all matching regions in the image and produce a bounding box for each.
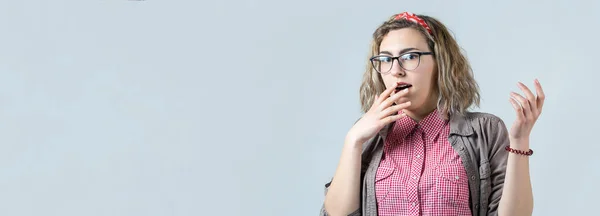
[320,12,545,216]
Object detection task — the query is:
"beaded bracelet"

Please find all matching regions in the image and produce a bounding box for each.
[505,146,534,156]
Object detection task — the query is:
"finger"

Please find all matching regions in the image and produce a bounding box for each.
[534,79,545,112]
[517,82,538,115]
[379,87,409,110]
[375,82,398,105]
[388,88,396,104]
[509,97,525,122]
[511,92,532,119]
[379,101,411,119]
[381,112,407,125]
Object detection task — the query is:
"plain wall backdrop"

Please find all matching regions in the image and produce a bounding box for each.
[0,0,598,215]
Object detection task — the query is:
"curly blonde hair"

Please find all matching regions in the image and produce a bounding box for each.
[359,13,480,119]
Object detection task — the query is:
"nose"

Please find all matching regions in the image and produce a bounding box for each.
[389,59,406,76]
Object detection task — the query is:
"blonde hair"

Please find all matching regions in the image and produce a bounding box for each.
[359,13,480,119]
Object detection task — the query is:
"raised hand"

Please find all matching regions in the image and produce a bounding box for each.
[346,82,412,145]
[508,79,546,147]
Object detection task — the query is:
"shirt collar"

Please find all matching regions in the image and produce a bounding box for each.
[380,109,448,142]
[378,110,475,141]
[418,108,448,142]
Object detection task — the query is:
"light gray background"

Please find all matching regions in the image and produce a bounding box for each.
[0,0,598,215]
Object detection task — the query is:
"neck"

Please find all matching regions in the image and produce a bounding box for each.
[404,95,438,122]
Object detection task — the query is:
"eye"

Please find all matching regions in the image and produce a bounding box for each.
[374,56,392,63]
[400,53,419,61]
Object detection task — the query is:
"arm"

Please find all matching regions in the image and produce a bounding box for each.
[498,138,534,216]
[322,138,364,216]
[497,79,545,216]
[322,83,410,216]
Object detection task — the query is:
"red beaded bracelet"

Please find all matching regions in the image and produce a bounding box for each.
[505,146,533,156]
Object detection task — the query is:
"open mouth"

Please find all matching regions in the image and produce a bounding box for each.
[395,84,412,92]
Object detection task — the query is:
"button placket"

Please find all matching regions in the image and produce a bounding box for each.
[409,128,426,209]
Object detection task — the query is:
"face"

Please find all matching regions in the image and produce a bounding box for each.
[377,28,438,113]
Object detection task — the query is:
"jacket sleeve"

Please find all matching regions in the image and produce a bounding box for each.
[319,180,362,216]
[486,118,510,216]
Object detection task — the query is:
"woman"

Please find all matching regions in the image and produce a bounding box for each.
[320,12,544,216]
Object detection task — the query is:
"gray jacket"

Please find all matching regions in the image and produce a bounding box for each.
[320,112,509,216]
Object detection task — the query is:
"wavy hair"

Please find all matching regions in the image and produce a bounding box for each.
[359,13,480,119]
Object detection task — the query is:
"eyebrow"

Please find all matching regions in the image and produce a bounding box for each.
[379,48,419,56]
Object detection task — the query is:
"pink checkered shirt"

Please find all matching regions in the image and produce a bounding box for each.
[375,109,471,216]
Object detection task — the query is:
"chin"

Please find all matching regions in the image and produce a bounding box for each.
[395,97,411,105]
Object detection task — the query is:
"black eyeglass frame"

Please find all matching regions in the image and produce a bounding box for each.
[369,51,434,74]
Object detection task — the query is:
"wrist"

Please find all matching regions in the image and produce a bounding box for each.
[509,137,530,149]
[344,135,365,150]
[505,145,534,156]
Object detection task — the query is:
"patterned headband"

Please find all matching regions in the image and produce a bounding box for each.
[393,12,433,35]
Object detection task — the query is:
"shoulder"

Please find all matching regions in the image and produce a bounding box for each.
[462,111,505,125]
[450,111,508,136]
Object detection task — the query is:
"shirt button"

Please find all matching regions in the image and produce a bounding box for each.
[476,204,480,209]
[455,176,460,180]
[416,155,421,158]
[412,176,417,180]
[471,176,476,180]
[412,202,416,207]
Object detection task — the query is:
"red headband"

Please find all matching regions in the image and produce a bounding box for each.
[394,12,433,35]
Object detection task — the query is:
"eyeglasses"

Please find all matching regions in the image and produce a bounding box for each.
[370,51,433,74]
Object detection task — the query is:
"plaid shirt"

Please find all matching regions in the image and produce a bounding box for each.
[375,109,471,216]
